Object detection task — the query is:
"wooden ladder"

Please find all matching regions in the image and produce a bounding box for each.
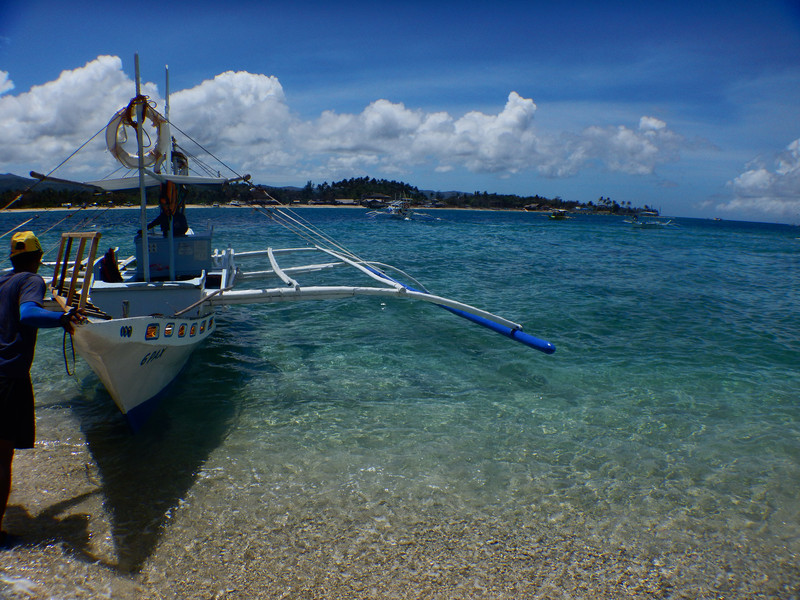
[50,232,108,318]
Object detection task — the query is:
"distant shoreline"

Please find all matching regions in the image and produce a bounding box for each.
[3,204,618,216]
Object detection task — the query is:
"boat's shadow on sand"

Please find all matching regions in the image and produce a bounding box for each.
[71,326,260,573]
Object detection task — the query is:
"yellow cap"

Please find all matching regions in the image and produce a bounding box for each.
[10,231,42,257]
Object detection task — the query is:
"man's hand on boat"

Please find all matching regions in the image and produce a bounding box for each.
[59,307,87,334]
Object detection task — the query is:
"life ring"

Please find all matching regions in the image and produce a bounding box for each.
[105,95,169,171]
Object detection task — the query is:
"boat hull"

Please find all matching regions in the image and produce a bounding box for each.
[632,221,669,229]
[72,313,216,429]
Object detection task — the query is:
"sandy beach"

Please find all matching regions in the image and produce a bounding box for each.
[2,408,796,599]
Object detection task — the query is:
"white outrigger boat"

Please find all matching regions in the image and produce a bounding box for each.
[624,211,674,229]
[32,56,555,430]
[366,199,435,221]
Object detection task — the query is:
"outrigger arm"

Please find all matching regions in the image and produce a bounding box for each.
[204,245,556,355]
[320,246,555,354]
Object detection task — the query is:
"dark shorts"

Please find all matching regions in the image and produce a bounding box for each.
[0,375,35,449]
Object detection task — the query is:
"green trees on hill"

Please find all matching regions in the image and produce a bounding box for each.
[1,187,96,209]
[291,177,426,204]
[1,174,642,214]
[262,178,568,210]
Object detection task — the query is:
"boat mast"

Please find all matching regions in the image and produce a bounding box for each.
[134,53,151,282]
[165,64,176,280]
[165,65,172,174]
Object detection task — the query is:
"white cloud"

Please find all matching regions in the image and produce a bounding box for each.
[169,70,295,176]
[171,71,288,146]
[538,116,683,178]
[0,71,13,95]
[448,92,539,174]
[0,56,154,176]
[639,116,666,132]
[0,55,689,186]
[720,139,800,218]
[298,92,541,177]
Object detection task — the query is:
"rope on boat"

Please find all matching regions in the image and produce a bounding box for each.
[167,121,246,181]
[62,329,76,376]
[172,144,221,178]
[0,123,117,257]
[105,95,169,171]
[0,215,39,239]
[39,206,91,236]
[255,205,363,263]
[359,262,430,293]
[249,200,392,283]
[173,286,233,317]
[2,126,108,212]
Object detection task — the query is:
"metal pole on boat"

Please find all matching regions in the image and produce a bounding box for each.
[165,64,176,281]
[134,53,151,282]
[165,65,172,176]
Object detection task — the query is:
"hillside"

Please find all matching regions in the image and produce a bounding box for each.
[0,173,647,215]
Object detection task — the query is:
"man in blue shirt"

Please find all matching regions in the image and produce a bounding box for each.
[0,231,83,549]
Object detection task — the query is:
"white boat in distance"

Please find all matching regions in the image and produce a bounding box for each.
[32,56,555,430]
[366,199,436,221]
[624,211,675,229]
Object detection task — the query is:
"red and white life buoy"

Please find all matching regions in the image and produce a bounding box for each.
[105,95,170,171]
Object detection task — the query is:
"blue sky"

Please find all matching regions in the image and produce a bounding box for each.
[2,0,800,222]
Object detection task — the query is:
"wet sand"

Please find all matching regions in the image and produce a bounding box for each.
[1,412,797,599]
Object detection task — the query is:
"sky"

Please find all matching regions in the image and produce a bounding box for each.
[1,1,800,223]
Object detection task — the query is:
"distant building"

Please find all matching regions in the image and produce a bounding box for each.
[362,193,390,209]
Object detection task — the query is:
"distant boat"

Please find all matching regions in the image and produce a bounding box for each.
[548,209,571,220]
[624,211,674,229]
[366,199,435,221]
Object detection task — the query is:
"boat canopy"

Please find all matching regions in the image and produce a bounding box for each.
[84,173,230,191]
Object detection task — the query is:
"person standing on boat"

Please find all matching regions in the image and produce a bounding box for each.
[143,181,188,237]
[0,231,83,549]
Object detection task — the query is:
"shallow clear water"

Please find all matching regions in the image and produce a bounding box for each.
[3,207,799,597]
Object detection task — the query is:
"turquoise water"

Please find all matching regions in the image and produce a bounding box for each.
[4,207,800,597]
